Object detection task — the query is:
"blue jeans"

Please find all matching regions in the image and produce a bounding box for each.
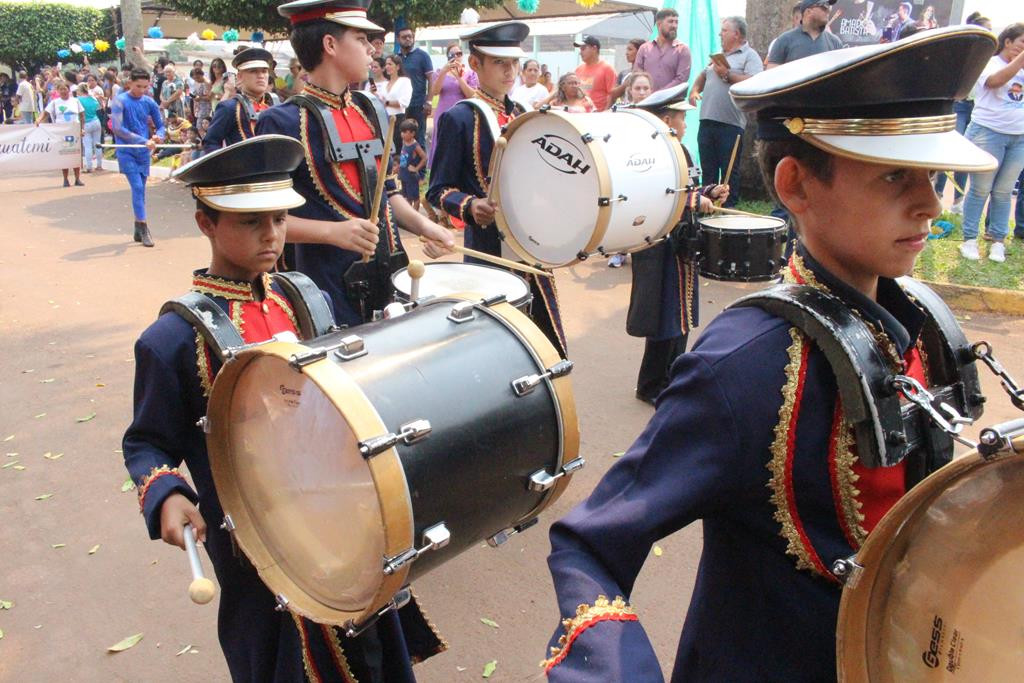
[81,119,102,171]
[1016,166,1024,238]
[934,99,973,203]
[962,122,1024,241]
[697,119,744,207]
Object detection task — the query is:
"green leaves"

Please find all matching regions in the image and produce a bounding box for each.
[482,660,497,678]
[479,617,499,629]
[76,413,96,423]
[0,4,114,66]
[107,633,144,652]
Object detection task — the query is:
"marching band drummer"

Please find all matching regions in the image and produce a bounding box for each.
[627,84,728,405]
[257,0,454,326]
[426,21,568,357]
[541,26,997,681]
[122,135,445,682]
[202,47,278,154]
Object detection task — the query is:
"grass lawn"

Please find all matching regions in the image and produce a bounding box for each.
[735,200,1023,291]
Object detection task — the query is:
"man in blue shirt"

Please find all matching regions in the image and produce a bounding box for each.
[397,25,433,150]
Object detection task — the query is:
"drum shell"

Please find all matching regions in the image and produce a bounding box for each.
[340,300,565,579]
[494,108,688,268]
[697,215,787,282]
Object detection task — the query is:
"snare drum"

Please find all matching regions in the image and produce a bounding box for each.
[697,215,788,282]
[392,262,532,313]
[492,108,689,268]
[836,433,1024,681]
[205,294,580,631]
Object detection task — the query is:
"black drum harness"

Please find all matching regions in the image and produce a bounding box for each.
[287,89,408,321]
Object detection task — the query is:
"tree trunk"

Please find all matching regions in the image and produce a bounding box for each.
[737,0,795,202]
[120,0,145,70]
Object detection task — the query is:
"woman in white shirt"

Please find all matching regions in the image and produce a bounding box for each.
[38,81,85,187]
[959,23,1024,263]
[373,54,412,149]
[511,60,549,110]
[363,57,388,97]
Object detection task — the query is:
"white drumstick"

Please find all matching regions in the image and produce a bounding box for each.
[97,143,194,149]
[183,523,216,605]
[408,259,425,301]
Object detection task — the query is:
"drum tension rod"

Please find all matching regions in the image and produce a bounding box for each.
[831,556,864,586]
[343,589,412,638]
[529,456,586,492]
[889,376,977,449]
[598,195,628,207]
[383,523,451,575]
[972,342,1024,412]
[289,335,367,368]
[487,517,540,547]
[512,359,574,397]
[359,420,432,458]
[978,418,1024,459]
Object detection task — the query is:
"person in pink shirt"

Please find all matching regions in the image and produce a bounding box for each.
[573,35,616,111]
[634,7,692,90]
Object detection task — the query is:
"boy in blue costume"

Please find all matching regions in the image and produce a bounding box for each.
[123,134,445,682]
[543,27,998,682]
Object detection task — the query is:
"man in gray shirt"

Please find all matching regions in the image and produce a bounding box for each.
[688,16,762,206]
[766,0,843,68]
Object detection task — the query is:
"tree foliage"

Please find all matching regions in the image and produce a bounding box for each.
[0,3,115,68]
[165,0,503,35]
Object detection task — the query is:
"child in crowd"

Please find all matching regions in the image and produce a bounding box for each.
[397,118,426,211]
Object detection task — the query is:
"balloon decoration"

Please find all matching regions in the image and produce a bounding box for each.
[115,37,126,51]
[517,0,539,13]
[57,49,71,59]
[147,26,164,39]
[460,8,480,25]
[223,29,240,43]
[199,28,216,41]
[574,0,603,7]
[70,43,83,54]
[251,31,265,44]
[95,39,110,52]
[81,42,95,53]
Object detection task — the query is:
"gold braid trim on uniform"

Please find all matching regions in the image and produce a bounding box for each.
[767,327,823,576]
[191,272,258,301]
[266,288,300,335]
[471,110,487,192]
[832,407,867,546]
[292,614,323,683]
[408,587,449,660]
[137,465,188,512]
[300,108,359,221]
[541,595,638,672]
[321,624,359,682]
[229,300,246,340]
[195,330,214,398]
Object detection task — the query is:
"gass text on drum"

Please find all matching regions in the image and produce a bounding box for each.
[530,135,591,175]
[922,614,943,668]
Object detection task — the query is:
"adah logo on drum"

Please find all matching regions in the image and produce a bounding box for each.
[626,153,656,173]
[531,135,591,175]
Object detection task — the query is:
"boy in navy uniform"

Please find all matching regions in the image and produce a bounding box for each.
[427,21,568,357]
[542,27,998,681]
[627,84,728,404]
[123,135,444,682]
[257,0,453,327]
[202,47,277,153]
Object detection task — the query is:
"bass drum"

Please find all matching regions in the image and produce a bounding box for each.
[493,108,689,268]
[205,294,580,630]
[392,262,532,314]
[836,433,1024,681]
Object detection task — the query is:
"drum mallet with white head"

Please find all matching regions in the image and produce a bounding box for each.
[183,523,216,605]
[408,259,425,301]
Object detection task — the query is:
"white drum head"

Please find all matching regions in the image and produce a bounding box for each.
[699,215,787,232]
[837,450,1024,681]
[222,356,387,612]
[392,262,530,305]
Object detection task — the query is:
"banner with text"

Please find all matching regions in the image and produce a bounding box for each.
[832,1,958,47]
[0,123,81,173]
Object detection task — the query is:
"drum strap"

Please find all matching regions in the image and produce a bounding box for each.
[159,292,244,364]
[461,98,502,145]
[233,93,259,134]
[731,284,973,480]
[271,271,337,338]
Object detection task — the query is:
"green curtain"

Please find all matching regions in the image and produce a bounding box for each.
[654,0,720,167]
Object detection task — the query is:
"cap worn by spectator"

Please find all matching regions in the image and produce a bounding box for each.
[573,35,601,49]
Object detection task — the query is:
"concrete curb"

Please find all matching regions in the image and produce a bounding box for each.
[922,280,1024,317]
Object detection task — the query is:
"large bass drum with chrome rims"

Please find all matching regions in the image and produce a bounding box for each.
[492,108,690,268]
[836,428,1024,681]
[204,293,580,632]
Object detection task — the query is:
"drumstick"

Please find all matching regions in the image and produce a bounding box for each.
[717,134,742,205]
[486,137,508,203]
[363,116,398,264]
[418,236,552,278]
[712,205,768,219]
[97,143,194,149]
[183,523,216,605]
[408,259,425,300]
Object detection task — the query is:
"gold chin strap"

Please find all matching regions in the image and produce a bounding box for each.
[783,114,956,136]
[192,179,293,198]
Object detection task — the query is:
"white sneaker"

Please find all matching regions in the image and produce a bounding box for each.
[960,239,980,260]
[950,201,964,215]
[989,242,1006,263]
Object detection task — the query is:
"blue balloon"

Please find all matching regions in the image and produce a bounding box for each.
[57,49,71,59]
[147,26,164,39]
[82,41,95,53]
[251,31,265,44]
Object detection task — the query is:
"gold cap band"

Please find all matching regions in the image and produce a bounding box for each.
[192,179,294,198]
[783,114,957,136]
